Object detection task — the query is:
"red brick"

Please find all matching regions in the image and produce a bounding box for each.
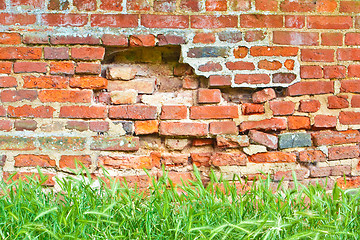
[129,34,155,47]
[60,106,107,119]
[250,152,296,163]
[109,105,157,120]
[323,65,346,79]
[209,75,231,87]
[0,76,17,88]
[299,100,321,113]
[272,73,297,84]
[255,0,277,11]
[307,16,352,29]
[39,89,92,103]
[158,34,185,45]
[288,116,311,130]
[73,0,96,10]
[60,155,91,169]
[193,32,216,44]
[258,60,282,70]
[0,32,21,45]
[233,46,248,58]
[329,145,360,160]
[280,0,315,12]
[50,61,74,75]
[287,81,334,96]
[269,101,295,115]
[75,62,101,75]
[341,80,360,93]
[240,118,287,131]
[65,121,88,131]
[234,74,270,85]
[252,88,276,103]
[344,33,360,46]
[209,121,237,135]
[1,90,37,102]
[0,47,41,60]
[250,46,298,57]
[160,153,189,167]
[0,0,5,9]
[100,0,123,10]
[244,31,265,42]
[316,0,337,12]
[328,95,349,109]
[98,155,155,169]
[48,0,69,10]
[159,122,208,136]
[191,15,238,29]
[14,62,47,73]
[229,0,250,11]
[300,66,323,79]
[42,13,88,27]
[190,153,211,167]
[0,106,6,117]
[182,76,198,89]
[141,15,189,29]
[50,35,100,45]
[0,13,36,25]
[91,14,138,28]
[89,121,109,132]
[313,115,337,129]
[249,130,278,149]
[205,0,226,11]
[135,120,159,135]
[339,111,360,125]
[312,130,360,146]
[101,34,128,46]
[211,152,247,166]
[127,0,151,10]
[301,49,334,62]
[351,95,360,108]
[285,15,305,28]
[11,0,45,7]
[337,177,360,190]
[190,105,238,119]
[321,32,343,46]
[198,61,222,72]
[348,65,360,78]
[44,47,69,60]
[273,31,318,46]
[242,103,265,115]
[7,105,55,118]
[198,88,221,103]
[70,76,107,89]
[340,1,360,13]
[240,14,283,28]
[71,47,105,60]
[273,168,309,181]
[23,76,69,89]
[160,105,187,120]
[226,61,255,70]
[299,150,327,163]
[0,62,12,74]
[192,139,213,146]
[0,120,12,131]
[3,172,55,186]
[14,154,55,167]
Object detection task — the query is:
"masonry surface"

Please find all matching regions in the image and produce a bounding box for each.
[0,0,360,190]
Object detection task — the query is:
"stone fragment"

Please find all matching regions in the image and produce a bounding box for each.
[108,78,155,94]
[252,88,276,103]
[216,135,250,148]
[278,133,312,149]
[110,90,137,104]
[165,138,190,150]
[243,145,267,155]
[107,66,137,80]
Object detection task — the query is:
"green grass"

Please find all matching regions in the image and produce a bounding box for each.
[0,167,359,239]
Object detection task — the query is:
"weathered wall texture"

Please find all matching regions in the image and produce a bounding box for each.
[0,0,360,189]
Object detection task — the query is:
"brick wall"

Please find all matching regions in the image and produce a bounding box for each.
[0,0,360,190]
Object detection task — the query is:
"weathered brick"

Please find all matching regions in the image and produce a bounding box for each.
[159,122,208,136]
[73,0,96,10]
[76,62,101,75]
[242,103,265,115]
[89,121,109,132]
[234,74,270,85]
[216,135,249,148]
[157,34,185,45]
[348,65,360,78]
[209,75,232,87]
[301,49,334,62]
[110,90,137,105]
[0,106,5,117]
[299,150,327,163]
[205,0,226,11]
[316,0,337,12]
[340,1,360,13]
[269,101,295,115]
[0,120,13,131]
[300,66,323,79]
[250,46,298,57]
[50,35,100,45]
[0,62,12,74]
[70,76,107,89]
[240,118,287,131]
[288,116,311,130]
[307,16,352,29]
[299,100,320,113]
[190,153,211,167]
[8,105,54,118]
[0,32,21,45]
[65,121,89,131]
[273,168,309,181]
[321,32,343,46]
[188,47,228,58]
[48,0,69,10]
[250,152,296,163]
[101,34,128,46]
[141,15,189,29]
[211,152,247,166]
[258,60,282,70]
[100,0,122,10]
[91,14,138,28]
[0,90,37,102]
[278,132,312,149]
[0,136,36,150]
[59,106,107,119]
[329,145,360,160]
[272,73,296,84]
[241,14,283,28]
[108,79,155,94]
[160,105,187,120]
[310,166,331,177]
[285,15,305,28]
[233,46,248,58]
[337,176,360,189]
[226,61,255,70]
[38,137,86,151]
[0,76,17,88]
[182,76,199,89]
[14,154,55,167]
[314,115,337,129]
[209,121,237,135]
[190,106,238,119]
[337,48,360,61]
[249,130,278,149]
[192,138,214,146]
[0,155,5,166]
[218,31,242,43]
[91,136,139,151]
[323,65,346,79]
[109,105,157,120]
[0,13,36,26]
[3,172,55,186]
[312,130,360,146]
[339,111,360,125]
[129,34,156,46]
[161,153,189,166]
[273,31,318,46]
[23,76,69,89]
[135,120,159,135]
[71,47,105,60]
[42,13,88,27]
[328,95,349,109]
[49,61,74,75]
[252,88,276,103]
[14,120,37,131]
[341,80,360,93]
[191,15,238,29]
[59,155,91,169]
[287,81,334,96]
[0,47,41,60]
[44,47,69,60]
[198,88,221,103]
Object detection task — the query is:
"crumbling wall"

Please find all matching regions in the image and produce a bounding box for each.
[0,0,360,190]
